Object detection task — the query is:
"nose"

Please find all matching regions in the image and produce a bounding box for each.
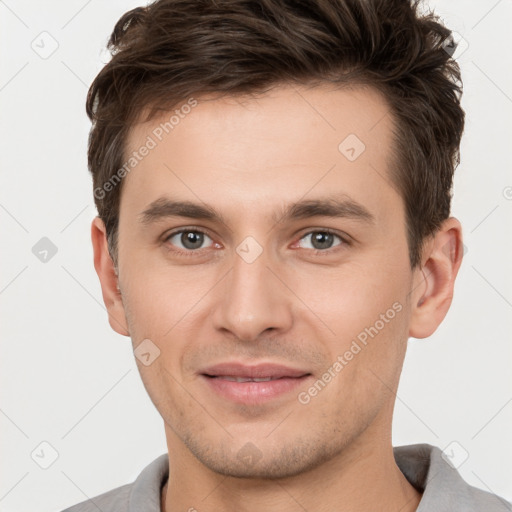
[211,244,293,342]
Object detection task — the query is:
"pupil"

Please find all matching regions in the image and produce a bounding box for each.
[182,231,203,249]
[313,232,333,250]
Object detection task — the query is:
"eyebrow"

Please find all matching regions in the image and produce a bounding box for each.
[139,195,375,226]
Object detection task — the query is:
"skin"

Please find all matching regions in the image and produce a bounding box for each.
[92,83,463,512]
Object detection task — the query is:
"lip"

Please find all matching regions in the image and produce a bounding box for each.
[201,362,310,379]
[199,362,312,405]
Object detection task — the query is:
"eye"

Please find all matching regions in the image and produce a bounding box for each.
[163,228,348,256]
[297,230,346,251]
[164,229,215,252]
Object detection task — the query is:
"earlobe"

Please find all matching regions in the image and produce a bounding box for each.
[91,217,130,337]
[408,217,464,339]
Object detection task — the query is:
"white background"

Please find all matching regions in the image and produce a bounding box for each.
[0,1,511,511]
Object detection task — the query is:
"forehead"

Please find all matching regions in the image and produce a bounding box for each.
[121,83,399,224]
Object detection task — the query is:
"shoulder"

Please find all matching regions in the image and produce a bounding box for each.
[60,483,131,512]
[394,443,511,511]
[60,454,169,512]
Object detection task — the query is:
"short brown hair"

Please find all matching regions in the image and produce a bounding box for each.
[86,0,464,268]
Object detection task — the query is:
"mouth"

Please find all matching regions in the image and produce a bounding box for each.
[207,376,288,382]
[199,362,312,404]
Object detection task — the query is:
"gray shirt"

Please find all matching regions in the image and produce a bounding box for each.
[62,443,511,511]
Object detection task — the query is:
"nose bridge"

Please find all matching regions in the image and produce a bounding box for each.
[212,238,292,340]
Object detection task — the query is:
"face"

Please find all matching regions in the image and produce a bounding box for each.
[113,84,419,478]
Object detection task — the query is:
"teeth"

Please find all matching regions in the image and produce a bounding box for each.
[220,376,276,382]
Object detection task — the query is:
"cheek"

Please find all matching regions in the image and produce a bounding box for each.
[121,253,199,315]
[120,262,216,373]
[288,257,408,335]
[288,257,411,398]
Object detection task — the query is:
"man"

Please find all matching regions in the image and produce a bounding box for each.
[63,0,510,510]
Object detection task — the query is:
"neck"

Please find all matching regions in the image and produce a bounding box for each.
[161,429,422,512]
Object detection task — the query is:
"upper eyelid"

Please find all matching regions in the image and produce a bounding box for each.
[164,227,214,242]
[298,229,346,242]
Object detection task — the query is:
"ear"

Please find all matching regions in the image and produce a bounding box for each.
[91,217,130,336]
[408,217,464,339]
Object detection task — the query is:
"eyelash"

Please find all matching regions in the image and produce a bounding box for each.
[162,227,351,257]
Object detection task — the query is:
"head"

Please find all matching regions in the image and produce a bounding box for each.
[90,0,465,479]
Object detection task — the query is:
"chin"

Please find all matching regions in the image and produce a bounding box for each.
[182,433,341,480]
